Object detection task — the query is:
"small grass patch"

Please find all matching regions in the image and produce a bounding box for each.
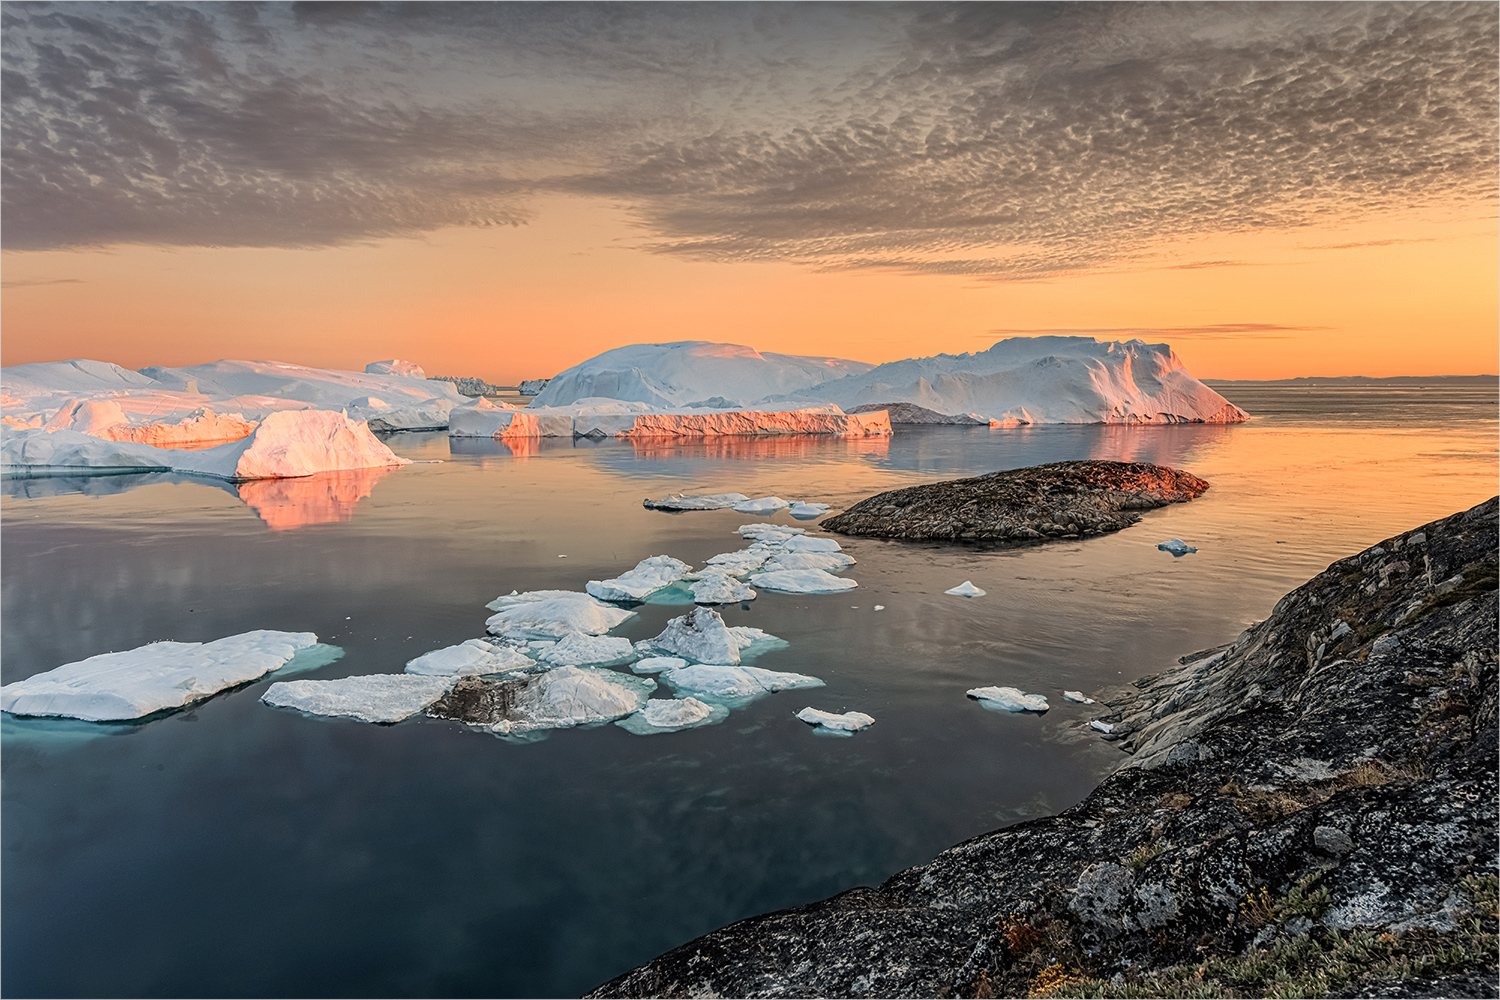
[1124,841,1164,872]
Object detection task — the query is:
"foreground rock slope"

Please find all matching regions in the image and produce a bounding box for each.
[591,497,1498,999]
[821,460,1208,543]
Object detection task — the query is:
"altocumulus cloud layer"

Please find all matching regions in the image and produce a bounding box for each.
[4,2,1495,277]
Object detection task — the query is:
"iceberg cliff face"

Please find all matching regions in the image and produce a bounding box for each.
[529,341,874,408]
[449,398,891,440]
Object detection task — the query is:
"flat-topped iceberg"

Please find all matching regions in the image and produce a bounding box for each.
[586,555,693,602]
[631,656,688,674]
[262,674,456,724]
[616,697,729,735]
[536,633,636,667]
[761,551,856,573]
[702,547,778,576]
[967,686,1049,713]
[427,666,655,735]
[738,523,806,542]
[644,493,751,511]
[1,630,321,721]
[796,707,875,732]
[452,398,890,441]
[405,639,534,677]
[788,502,832,519]
[732,496,790,514]
[485,593,636,641]
[660,663,824,707]
[750,569,858,593]
[782,535,843,553]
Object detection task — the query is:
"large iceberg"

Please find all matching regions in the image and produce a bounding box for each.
[659,664,824,707]
[450,398,890,440]
[1,630,321,721]
[262,673,456,724]
[529,342,873,408]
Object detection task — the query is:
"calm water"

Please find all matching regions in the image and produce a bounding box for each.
[3,385,1495,998]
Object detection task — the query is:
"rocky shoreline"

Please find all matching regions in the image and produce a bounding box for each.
[820,460,1209,544]
[590,497,1499,999]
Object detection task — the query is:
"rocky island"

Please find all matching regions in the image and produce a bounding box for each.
[821,460,1209,544]
[591,498,1499,999]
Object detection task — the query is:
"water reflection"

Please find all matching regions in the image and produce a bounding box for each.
[235,467,396,530]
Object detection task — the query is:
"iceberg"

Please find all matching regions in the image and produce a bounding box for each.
[660,663,824,707]
[615,697,730,735]
[788,502,832,520]
[631,656,688,674]
[945,581,987,597]
[644,493,751,511]
[450,398,891,441]
[1,630,320,721]
[427,666,655,734]
[345,395,454,432]
[585,555,693,602]
[738,523,806,542]
[689,570,757,605]
[364,360,426,378]
[702,547,778,576]
[536,633,637,667]
[795,707,875,732]
[761,551,856,573]
[732,496,790,514]
[637,607,744,664]
[1157,538,1198,557]
[485,593,636,641]
[405,639,534,677]
[967,686,1049,713]
[485,589,591,611]
[1064,690,1097,704]
[782,535,843,553]
[749,569,858,594]
[847,402,990,425]
[262,673,456,724]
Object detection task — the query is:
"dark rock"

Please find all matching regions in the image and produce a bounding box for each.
[590,498,1498,999]
[847,402,990,425]
[820,460,1208,544]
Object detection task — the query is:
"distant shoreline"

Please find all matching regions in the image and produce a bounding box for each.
[1204,374,1497,387]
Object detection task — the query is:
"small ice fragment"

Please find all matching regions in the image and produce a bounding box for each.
[749,569,858,594]
[788,502,832,520]
[1063,690,1096,705]
[731,496,790,514]
[1157,539,1197,557]
[945,581,986,597]
[967,686,1048,713]
[1091,720,1116,734]
[615,696,730,735]
[631,656,688,674]
[873,605,885,611]
[406,639,534,676]
[263,673,456,724]
[795,707,874,732]
[782,535,842,553]
[558,554,567,558]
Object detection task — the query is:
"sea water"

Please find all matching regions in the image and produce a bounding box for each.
[2,384,1494,998]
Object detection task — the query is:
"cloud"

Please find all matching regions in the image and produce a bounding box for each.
[986,323,1334,342]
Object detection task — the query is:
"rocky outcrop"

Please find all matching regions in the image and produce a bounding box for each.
[590,498,1499,999]
[848,402,990,426]
[821,460,1208,543]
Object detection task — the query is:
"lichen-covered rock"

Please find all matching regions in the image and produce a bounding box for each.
[590,498,1498,999]
[820,460,1208,543]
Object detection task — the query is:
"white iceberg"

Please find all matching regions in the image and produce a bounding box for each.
[702,547,778,576]
[643,493,750,511]
[637,607,744,664]
[536,633,637,667]
[945,581,987,597]
[1,630,321,721]
[405,639,534,677]
[483,666,655,734]
[795,707,875,732]
[761,551,856,573]
[738,523,806,542]
[967,686,1049,713]
[484,589,590,611]
[749,569,858,593]
[781,535,843,553]
[732,496,791,514]
[660,663,824,707]
[1157,538,1198,557]
[485,593,636,641]
[262,673,456,724]
[345,395,454,432]
[615,696,730,735]
[1063,690,1097,704]
[585,555,693,602]
[690,571,757,605]
[788,502,832,519]
[631,656,688,674]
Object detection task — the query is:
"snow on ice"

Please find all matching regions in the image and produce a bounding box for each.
[749,569,858,594]
[732,496,790,514]
[485,592,636,641]
[631,656,688,674]
[689,570,758,604]
[615,696,730,735]
[405,639,534,676]
[660,663,824,707]
[643,493,751,511]
[795,707,875,732]
[262,674,457,724]
[585,555,693,602]
[967,686,1050,713]
[536,633,637,667]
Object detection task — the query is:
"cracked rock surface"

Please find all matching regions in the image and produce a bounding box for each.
[590,498,1498,999]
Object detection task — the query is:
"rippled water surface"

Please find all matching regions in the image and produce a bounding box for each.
[3,384,1495,998]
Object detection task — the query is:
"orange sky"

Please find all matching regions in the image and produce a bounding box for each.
[3,196,1494,382]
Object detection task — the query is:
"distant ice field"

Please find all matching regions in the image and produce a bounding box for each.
[2,384,1494,998]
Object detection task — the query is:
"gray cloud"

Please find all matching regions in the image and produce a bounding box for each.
[3,1,1495,274]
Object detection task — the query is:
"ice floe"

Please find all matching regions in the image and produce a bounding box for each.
[585,555,693,602]
[781,535,843,553]
[1157,538,1198,557]
[536,633,637,667]
[788,502,832,519]
[485,592,636,641]
[429,666,655,735]
[738,523,805,542]
[967,686,1049,713]
[1091,720,1116,734]
[732,496,790,514]
[485,589,589,611]
[795,707,875,732]
[1064,690,1097,704]
[702,547,778,576]
[945,581,987,597]
[749,569,858,593]
[616,697,730,735]
[689,570,757,605]
[760,551,856,573]
[631,656,688,674]
[637,607,745,664]
[660,663,824,707]
[0,630,321,721]
[405,639,534,676]
[262,673,456,724]
[644,493,751,511]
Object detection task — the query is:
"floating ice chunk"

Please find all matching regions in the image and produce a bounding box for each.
[631,656,688,674]
[690,570,757,605]
[485,593,635,641]
[485,589,586,611]
[1063,690,1097,704]
[637,607,743,664]
[945,581,986,597]
[616,696,730,735]
[429,666,654,734]
[795,707,874,732]
[732,496,791,514]
[661,664,824,707]
[749,569,858,593]
[1091,720,1116,734]
[262,673,455,723]
[967,686,1049,713]
[586,555,693,602]
[0,630,321,722]
[1157,538,1197,557]
[788,502,832,520]
[738,523,806,542]
[536,633,636,667]
[405,639,534,676]
[781,535,843,553]
[702,546,778,576]
[726,626,788,661]
[643,493,750,511]
[761,551,856,573]
[873,605,886,611]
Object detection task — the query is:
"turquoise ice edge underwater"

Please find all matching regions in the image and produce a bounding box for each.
[2,383,1496,998]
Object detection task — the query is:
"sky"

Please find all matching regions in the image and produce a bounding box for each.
[2,1,1496,382]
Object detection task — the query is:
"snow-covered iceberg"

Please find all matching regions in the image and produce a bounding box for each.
[535,633,636,667]
[586,555,693,602]
[484,592,636,641]
[689,570,757,604]
[660,664,824,707]
[1064,690,1097,705]
[636,607,744,664]
[761,551,856,573]
[795,707,875,732]
[428,666,655,735]
[616,696,729,735]
[1,630,321,721]
[967,686,1049,713]
[262,673,456,723]
[739,523,806,542]
[788,502,832,519]
[749,569,858,593]
[405,639,534,677]
[451,398,891,441]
